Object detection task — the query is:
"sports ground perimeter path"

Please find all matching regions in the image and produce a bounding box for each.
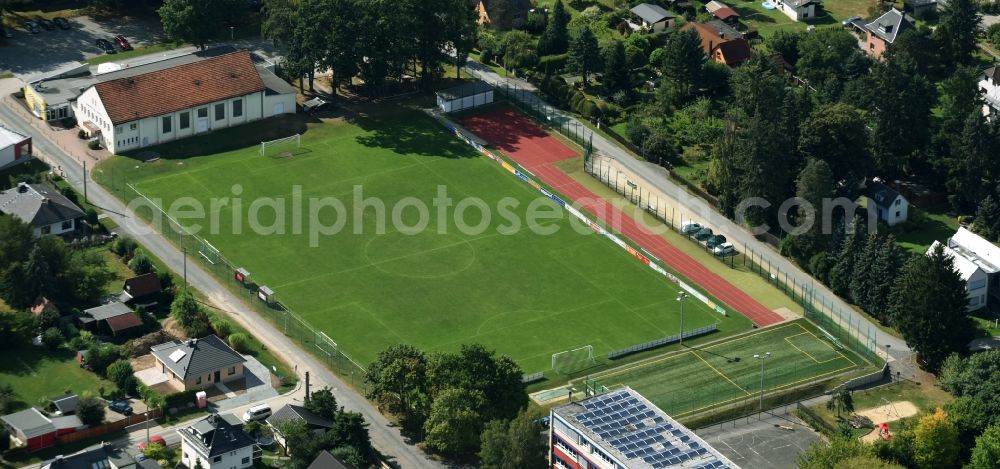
[458,107,784,327]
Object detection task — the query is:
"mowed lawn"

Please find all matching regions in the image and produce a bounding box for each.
[589,321,865,417]
[96,109,751,373]
[0,347,112,411]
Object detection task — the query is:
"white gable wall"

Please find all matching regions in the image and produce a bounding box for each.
[73,87,113,142]
[879,195,908,226]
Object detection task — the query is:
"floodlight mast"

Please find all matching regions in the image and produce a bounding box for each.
[753,352,771,419]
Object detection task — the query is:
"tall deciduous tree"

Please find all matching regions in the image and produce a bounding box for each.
[423,388,486,458]
[444,0,478,79]
[261,0,297,46]
[158,0,240,50]
[499,30,539,73]
[364,344,429,431]
[933,0,981,66]
[538,0,569,55]
[913,408,961,469]
[888,244,975,372]
[795,28,868,99]
[567,24,600,88]
[798,103,870,182]
[968,425,1000,469]
[427,344,526,422]
[319,0,363,91]
[479,410,547,469]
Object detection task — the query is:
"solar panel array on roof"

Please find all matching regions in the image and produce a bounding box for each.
[571,389,732,468]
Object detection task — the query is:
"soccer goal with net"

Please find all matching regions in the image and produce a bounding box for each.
[552,345,597,375]
[198,239,222,265]
[260,134,302,157]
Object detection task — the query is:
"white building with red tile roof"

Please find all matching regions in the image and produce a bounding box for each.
[72,49,295,154]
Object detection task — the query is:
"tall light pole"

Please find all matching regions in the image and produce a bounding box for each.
[754,352,771,419]
[677,292,689,345]
[144,411,150,444]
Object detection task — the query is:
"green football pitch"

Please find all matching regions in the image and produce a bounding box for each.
[584,320,867,417]
[96,108,752,373]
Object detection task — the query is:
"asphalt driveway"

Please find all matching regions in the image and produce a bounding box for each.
[0,14,165,76]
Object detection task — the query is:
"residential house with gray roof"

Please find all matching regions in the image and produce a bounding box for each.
[629,3,677,32]
[865,8,914,58]
[40,442,160,468]
[0,182,84,237]
[151,335,246,391]
[266,404,334,449]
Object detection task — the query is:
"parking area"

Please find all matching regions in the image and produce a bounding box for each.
[695,411,823,469]
[0,14,165,76]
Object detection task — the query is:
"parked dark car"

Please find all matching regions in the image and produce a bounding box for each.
[0,27,12,39]
[113,35,132,51]
[108,400,133,415]
[96,38,116,54]
[694,227,714,241]
[706,235,727,249]
[38,18,55,30]
[53,17,71,29]
[23,21,40,34]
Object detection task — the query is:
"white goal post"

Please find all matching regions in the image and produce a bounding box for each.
[552,345,596,375]
[260,134,302,156]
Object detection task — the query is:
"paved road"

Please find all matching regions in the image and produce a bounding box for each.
[463,60,916,375]
[0,83,443,469]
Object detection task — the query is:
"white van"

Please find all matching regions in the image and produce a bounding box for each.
[242,404,272,422]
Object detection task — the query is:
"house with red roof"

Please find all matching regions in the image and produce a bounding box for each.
[681,22,753,68]
[71,49,296,154]
[705,1,740,25]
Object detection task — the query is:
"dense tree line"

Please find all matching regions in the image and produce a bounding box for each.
[364,344,543,464]
[258,0,476,94]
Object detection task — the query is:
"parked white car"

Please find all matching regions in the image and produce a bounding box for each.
[713,243,736,257]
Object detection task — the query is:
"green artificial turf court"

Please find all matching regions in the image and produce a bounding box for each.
[96,108,752,373]
[586,320,866,417]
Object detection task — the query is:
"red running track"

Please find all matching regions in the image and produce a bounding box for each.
[458,107,784,327]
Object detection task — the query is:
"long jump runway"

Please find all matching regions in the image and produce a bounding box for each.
[458,107,784,327]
